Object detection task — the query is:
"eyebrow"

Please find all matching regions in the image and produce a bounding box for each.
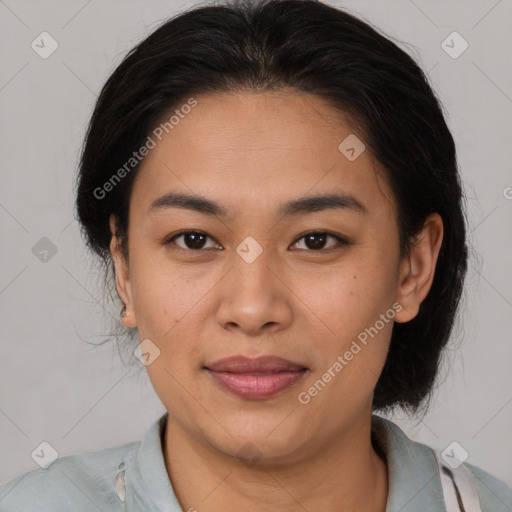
[148,190,367,218]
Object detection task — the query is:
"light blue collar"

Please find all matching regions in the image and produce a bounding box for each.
[126,412,183,511]
[124,412,447,511]
[371,414,446,511]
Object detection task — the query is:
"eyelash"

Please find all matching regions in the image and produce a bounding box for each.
[163,230,349,253]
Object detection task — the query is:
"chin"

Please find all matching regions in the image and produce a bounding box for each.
[209,419,308,465]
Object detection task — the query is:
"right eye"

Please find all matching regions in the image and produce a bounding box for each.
[164,230,222,251]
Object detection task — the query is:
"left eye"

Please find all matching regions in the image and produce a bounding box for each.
[290,232,346,251]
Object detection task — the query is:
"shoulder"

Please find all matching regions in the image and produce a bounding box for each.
[0,440,139,511]
[371,415,512,511]
[465,461,512,512]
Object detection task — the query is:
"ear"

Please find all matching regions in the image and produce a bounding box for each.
[394,213,444,323]
[109,214,137,328]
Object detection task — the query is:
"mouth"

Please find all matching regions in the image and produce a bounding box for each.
[204,355,308,399]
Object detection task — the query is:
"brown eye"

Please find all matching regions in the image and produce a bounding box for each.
[167,231,220,251]
[290,231,347,251]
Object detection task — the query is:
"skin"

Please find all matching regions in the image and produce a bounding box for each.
[110,89,443,512]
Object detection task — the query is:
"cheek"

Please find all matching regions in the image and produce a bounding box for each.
[294,248,397,393]
[299,254,398,337]
[129,251,211,334]
[128,254,214,377]
[297,295,394,421]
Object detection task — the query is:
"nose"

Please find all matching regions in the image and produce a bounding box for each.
[215,250,293,337]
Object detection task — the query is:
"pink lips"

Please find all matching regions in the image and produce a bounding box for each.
[204,355,308,399]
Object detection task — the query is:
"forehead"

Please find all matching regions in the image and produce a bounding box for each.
[130,89,395,219]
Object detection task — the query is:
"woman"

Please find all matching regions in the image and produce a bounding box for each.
[1,0,510,510]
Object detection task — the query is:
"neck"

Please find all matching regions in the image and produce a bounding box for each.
[162,410,388,512]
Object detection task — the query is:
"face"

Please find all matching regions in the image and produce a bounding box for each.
[110,89,440,463]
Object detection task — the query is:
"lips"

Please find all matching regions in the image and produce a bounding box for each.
[204,355,308,399]
[205,355,306,373]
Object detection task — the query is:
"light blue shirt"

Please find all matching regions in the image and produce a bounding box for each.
[1,413,511,511]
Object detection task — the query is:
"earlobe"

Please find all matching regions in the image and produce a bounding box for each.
[109,215,137,328]
[394,213,443,324]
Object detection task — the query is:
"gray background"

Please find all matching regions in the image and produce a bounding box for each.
[1,0,511,486]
